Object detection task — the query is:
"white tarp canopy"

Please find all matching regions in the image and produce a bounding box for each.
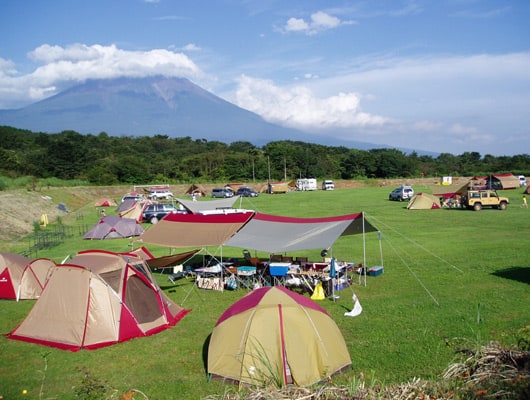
[224,212,378,253]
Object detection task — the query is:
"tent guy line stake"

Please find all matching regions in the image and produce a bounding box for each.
[366,214,464,273]
[385,237,440,307]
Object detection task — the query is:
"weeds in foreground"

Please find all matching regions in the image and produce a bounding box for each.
[35,354,150,400]
[74,367,111,400]
[73,368,150,399]
[443,339,530,399]
[205,338,530,400]
[239,339,284,389]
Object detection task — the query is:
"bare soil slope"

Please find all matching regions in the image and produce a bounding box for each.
[0,186,127,241]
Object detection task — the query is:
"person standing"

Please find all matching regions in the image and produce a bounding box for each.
[522,195,528,208]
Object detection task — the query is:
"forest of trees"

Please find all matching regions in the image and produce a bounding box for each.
[1,125,529,185]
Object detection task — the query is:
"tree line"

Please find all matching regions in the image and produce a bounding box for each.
[1,126,528,185]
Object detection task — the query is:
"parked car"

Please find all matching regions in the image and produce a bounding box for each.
[518,175,527,187]
[142,203,182,224]
[211,188,234,198]
[322,180,335,190]
[121,193,145,203]
[148,188,173,200]
[389,186,414,201]
[461,189,509,211]
[236,186,259,197]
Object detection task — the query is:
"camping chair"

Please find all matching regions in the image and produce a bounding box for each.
[253,261,271,287]
[242,249,259,267]
[168,264,187,284]
[270,254,282,262]
[243,249,252,262]
[281,255,293,263]
[295,256,309,270]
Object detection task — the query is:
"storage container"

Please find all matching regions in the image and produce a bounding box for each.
[237,266,256,276]
[368,266,384,276]
[269,262,291,276]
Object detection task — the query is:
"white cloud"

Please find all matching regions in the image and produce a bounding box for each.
[310,11,341,29]
[0,44,203,108]
[0,57,18,76]
[231,52,530,154]
[28,43,101,63]
[182,43,201,52]
[283,11,353,35]
[285,17,309,32]
[235,75,388,131]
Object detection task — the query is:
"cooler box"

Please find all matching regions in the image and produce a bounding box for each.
[368,266,384,276]
[269,262,291,276]
[237,266,256,276]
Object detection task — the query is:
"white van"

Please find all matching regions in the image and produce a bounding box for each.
[322,180,335,190]
[148,188,173,200]
[518,175,527,187]
[296,178,317,191]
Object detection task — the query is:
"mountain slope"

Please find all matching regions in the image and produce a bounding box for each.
[0,76,393,150]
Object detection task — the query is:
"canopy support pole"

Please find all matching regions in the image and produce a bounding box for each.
[361,212,367,286]
[378,230,384,269]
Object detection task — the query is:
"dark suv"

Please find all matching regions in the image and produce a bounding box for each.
[142,203,183,224]
[236,186,259,197]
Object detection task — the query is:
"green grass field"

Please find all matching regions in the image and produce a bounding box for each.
[1,184,529,399]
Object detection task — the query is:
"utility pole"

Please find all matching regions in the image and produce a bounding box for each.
[267,156,271,182]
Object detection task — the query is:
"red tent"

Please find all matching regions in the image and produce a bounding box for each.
[8,250,189,351]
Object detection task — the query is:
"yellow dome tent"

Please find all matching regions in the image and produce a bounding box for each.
[208,286,351,387]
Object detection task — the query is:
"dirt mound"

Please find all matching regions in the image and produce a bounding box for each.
[0,186,128,242]
[0,190,66,241]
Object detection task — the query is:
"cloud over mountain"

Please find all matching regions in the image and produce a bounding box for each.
[0,76,395,152]
[0,44,204,109]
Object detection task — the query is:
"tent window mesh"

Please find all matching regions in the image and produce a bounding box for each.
[125,275,162,324]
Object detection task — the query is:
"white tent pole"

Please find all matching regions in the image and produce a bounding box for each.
[378,231,384,268]
[362,212,367,286]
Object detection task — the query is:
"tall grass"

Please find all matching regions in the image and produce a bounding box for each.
[0,185,529,399]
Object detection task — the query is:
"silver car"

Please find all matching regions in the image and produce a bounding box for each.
[211,188,234,198]
[389,186,414,201]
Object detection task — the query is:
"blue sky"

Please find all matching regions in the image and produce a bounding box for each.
[1,0,529,156]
